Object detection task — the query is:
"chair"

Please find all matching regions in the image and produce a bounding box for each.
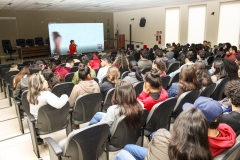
[52,82,74,97]
[0,64,10,92]
[134,81,144,97]
[64,72,74,82]
[45,123,110,160]
[2,40,16,61]
[214,141,240,160]
[141,67,152,75]
[71,66,78,72]
[108,109,148,151]
[93,78,99,84]
[26,102,72,158]
[121,71,130,79]
[72,93,102,126]
[148,52,155,61]
[172,90,200,119]
[16,39,25,47]
[102,88,115,112]
[144,98,177,136]
[199,83,216,97]
[101,75,108,84]
[23,60,33,66]
[5,71,19,106]
[161,76,171,90]
[34,37,44,46]
[25,39,35,46]
[1,68,11,98]
[210,78,229,101]
[168,72,179,87]
[166,61,180,74]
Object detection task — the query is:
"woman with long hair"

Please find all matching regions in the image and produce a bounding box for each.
[13,66,30,90]
[113,108,212,160]
[89,80,143,135]
[168,65,199,98]
[113,52,129,75]
[194,61,212,88]
[42,69,62,89]
[124,60,143,84]
[137,68,168,112]
[152,58,167,77]
[211,59,226,83]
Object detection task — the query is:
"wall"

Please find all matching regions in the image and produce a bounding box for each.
[113,0,239,49]
[0,10,113,55]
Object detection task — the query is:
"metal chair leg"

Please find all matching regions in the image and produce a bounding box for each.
[7,85,12,106]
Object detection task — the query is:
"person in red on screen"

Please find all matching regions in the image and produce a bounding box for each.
[69,40,77,54]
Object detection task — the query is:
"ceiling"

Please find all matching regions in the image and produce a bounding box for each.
[0,0,217,12]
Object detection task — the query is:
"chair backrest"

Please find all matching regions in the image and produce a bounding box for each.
[1,68,9,79]
[16,39,25,47]
[21,90,30,112]
[199,83,216,97]
[36,102,70,134]
[207,56,214,65]
[64,72,74,82]
[134,81,144,97]
[72,93,102,124]
[52,82,74,97]
[5,71,19,84]
[214,141,240,160]
[2,40,12,51]
[23,61,33,66]
[92,78,99,84]
[173,90,200,118]
[161,76,171,90]
[109,109,148,151]
[64,123,109,160]
[71,66,78,72]
[0,65,11,78]
[210,77,229,101]
[102,88,115,112]
[166,61,180,74]
[34,37,44,46]
[121,71,130,79]
[148,53,155,61]
[145,98,177,133]
[141,67,152,75]
[25,39,35,46]
[168,72,179,87]
[101,75,108,84]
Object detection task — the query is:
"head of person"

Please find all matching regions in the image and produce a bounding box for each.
[27,74,48,105]
[44,59,51,66]
[194,61,212,87]
[203,40,208,46]
[81,56,90,66]
[115,52,128,68]
[178,65,199,97]
[211,59,226,79]
[61,57,66,64]
[13,66,30,90]
[223,58,239,80]
[88,53,94,60]
[199,50,206,59]
[48,62,57,72]
[78,63,91,80]
[11,63,18,69]
[229,46,237,55]
[152,58,167,75]
[35,60,45,70]
[144,68,162,92]
[140,50,148,60]
[101,55,112,67]
[107,66,120,84]
[183,51,194,64]
[155,48,164,58]
[183,97,223,130]
[68,59,74,67]
[235,54,240,64]
[42,69,53,82]
[29,64,42,75]
[136,45,139,49]
[70,40,75,45]
[218,44,223,51]
[225,80,240,108]
[166,51,174,60]
[128,60,143,81]
[112,80,143,130]
[168,107,212,160]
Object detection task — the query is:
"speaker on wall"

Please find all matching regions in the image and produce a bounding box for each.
[139,18,146,27]
[127,44,134,50]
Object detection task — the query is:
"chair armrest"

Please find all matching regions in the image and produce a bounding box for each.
[45,137,63,156]
[69,108,73,113]
[25,111,36,123]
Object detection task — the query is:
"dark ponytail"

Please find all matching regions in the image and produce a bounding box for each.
[144,68,162,90]
[129,61,143,81]
[78,63,90,80]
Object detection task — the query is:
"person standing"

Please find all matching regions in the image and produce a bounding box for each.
[69,40,77,55]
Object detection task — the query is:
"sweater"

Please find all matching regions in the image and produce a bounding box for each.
[124,72,141,85]
[54,66,70,80]
[69,44,76,54]
[209,123,236,157]
[89,54,101,70]
[138,59,152,71]
[137,88,168,112]
[72,68,96,85]
[30,91,68,119]
[68,80,100,107]
[167,83,179,98]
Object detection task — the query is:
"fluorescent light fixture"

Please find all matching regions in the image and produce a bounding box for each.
[0,17,16,20]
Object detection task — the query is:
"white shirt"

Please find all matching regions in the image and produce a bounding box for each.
[30,91,68,119]
[97,66,111,83]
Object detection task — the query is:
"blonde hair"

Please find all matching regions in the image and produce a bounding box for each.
[27,74,46,105]
[107,66,120,84]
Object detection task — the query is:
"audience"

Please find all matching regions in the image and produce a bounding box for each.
[211,59,226,83]
[137,69,168,112]
[194,61,212,88]
[97,55,112,84]
[89,53,101,70]
[69,63,100,108]
[113,52,129,74]
[124,60,143,84]
[100,66,120,101]
[9,63,19,71]
[13,66,30,90]
[42,69,62,89]
[138,50,152,70]
[168,65,199,98]
[89,80,143,135]
[152,58,167,77]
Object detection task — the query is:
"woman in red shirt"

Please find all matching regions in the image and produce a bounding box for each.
[69,40,77,55]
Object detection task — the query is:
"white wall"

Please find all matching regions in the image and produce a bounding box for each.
[113,0,239,49]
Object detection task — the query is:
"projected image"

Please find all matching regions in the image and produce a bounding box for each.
[48,23,104,56]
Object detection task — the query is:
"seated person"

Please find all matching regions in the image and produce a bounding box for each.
[113,52,129,75]
[42,69,62,90]
[72,56,96,85]
[35,60,45,71]
[183,97,236,157]
[100,66,120,101]
[65,58,74,68]
[197,50,208,65]
[88,80,143,135]
[168,65,199,98]
[60,57,67,66]
[114,107,212,160]
[193,61,212,88]
[48,62,70,80]
[155,48,168,64]
[211,59,226,83]
[97,55,112,84]
[166,50,175,67]
[138,50,152,71]
[68,63,100,107]
[13,64,42,98]
[89,53,100,70]
[152,58,167,77]
[220,80,240,135]
[124,60,143,85]
[13,66,30,90]
[137,68,168,112]
[9,63,19,71]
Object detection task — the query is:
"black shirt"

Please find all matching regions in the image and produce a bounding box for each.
[220,111,240,136]
[100,81,115,101]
